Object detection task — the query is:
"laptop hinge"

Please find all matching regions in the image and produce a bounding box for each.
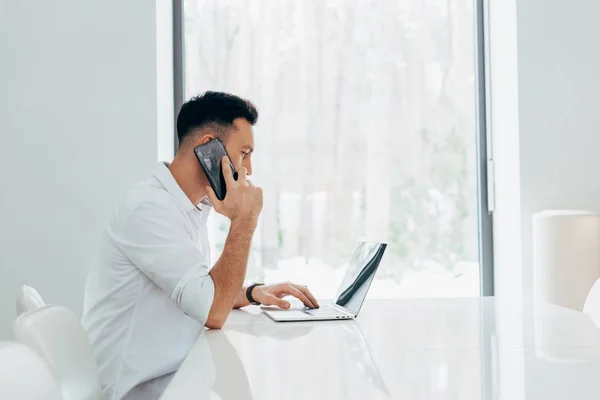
[329,303,355,317]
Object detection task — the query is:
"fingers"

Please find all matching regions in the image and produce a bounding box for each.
[256,186,264,208]
[221,157,237,186]
[290,283,320,308]
[283,283,316,309]
[238,166,248,185]
[264,294,290,309]
[205,186,221,209]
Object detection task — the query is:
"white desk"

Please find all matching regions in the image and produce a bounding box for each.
[160,298,600,399]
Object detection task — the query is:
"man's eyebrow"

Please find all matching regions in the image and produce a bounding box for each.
[242,145,254,153]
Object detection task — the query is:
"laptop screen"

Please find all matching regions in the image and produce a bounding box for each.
[333,242,387,316]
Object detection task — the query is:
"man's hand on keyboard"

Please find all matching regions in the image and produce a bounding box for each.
[252,283,320,309]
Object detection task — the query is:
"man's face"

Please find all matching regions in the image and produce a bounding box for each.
[223,118,255,176]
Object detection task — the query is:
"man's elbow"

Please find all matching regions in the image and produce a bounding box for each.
[204,286,231,329]
[205,313,226,329]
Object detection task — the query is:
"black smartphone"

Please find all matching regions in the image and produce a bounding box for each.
[193,138,238,201]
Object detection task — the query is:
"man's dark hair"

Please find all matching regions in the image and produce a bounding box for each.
[176,91,258,146]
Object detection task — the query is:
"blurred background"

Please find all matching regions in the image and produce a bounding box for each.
[184,0,480,299]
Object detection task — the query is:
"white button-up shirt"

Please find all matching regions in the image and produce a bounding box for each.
[82,163,215,400]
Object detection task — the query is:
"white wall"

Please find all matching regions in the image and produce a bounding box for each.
[0,1,174,338]
[517,0,600,299]
[492,0,600,299]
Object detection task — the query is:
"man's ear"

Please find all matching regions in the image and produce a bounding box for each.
[188,134,215,150]
[199,134,215,145]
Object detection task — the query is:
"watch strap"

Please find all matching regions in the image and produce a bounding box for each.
[246,283,264,305]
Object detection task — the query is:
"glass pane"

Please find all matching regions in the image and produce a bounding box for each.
[183,0,480,299]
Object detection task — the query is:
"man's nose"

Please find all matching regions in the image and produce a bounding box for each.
[244,160,252,176]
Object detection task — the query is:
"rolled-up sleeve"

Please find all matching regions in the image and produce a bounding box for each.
[114,202,214,325]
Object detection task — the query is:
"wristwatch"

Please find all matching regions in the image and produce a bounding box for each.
[246,283,264,306]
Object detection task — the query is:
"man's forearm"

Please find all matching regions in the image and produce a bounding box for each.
[206,219,255,328]
[233,286,251,309]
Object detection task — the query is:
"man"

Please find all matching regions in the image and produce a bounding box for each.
[82,91,319,400]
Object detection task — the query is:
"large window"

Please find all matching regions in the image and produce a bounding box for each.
[181,0,490,299]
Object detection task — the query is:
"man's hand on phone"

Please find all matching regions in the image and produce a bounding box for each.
[206,156,263,225]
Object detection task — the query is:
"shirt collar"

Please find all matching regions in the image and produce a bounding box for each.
[153,162,210,213]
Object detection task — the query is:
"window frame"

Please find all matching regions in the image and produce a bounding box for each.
[474,0,494,296]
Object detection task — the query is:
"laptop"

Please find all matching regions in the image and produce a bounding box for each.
[262,241,387,322]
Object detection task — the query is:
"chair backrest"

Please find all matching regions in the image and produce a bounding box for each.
[14,305,102,400]
[0,341,62,400]
[16,285,46,315]
[583,278,600,328]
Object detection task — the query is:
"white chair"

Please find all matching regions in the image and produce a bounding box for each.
[16,284,46,315]
[0,341,62,400]
[14,305,102,400]
[583,278,600,328]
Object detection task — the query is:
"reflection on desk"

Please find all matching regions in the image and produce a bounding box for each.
[159,328,253,400]
[159,298,600,400]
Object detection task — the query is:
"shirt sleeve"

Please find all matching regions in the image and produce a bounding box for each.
[114,201,215,325]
